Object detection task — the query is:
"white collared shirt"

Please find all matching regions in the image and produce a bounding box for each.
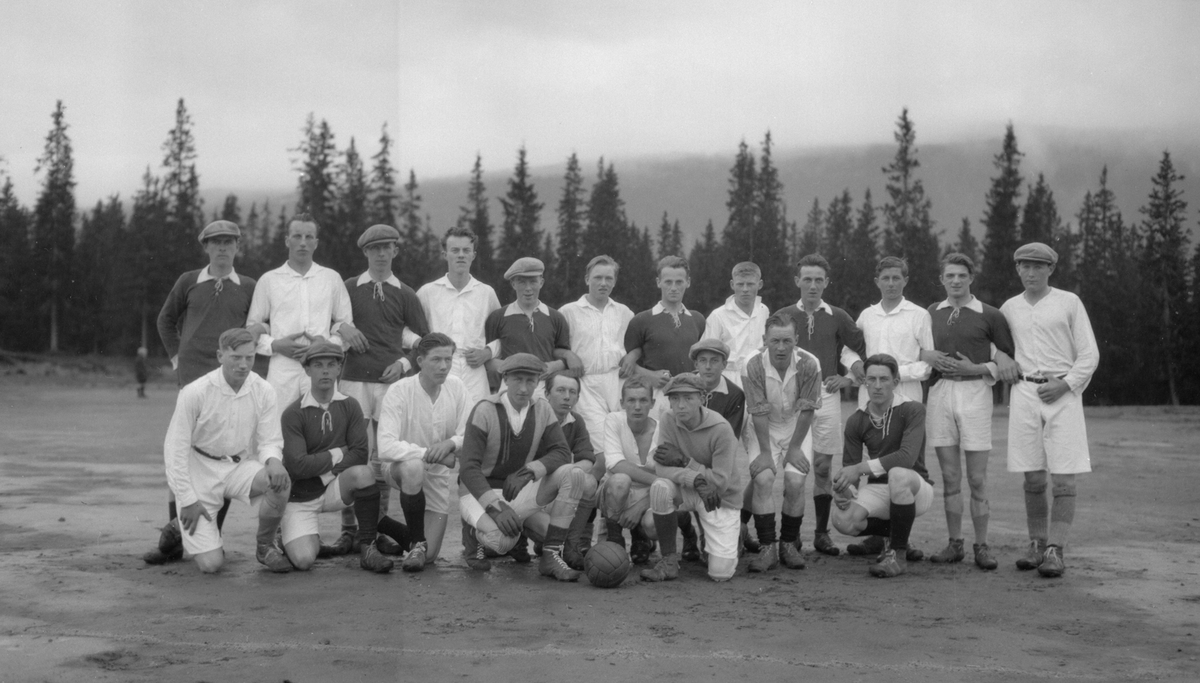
[163,369,283,508]
[247,261,352,356]
[603,410,657,476]
[559,295,634,374]
[377,374,470,463]
[841,297,933,384]
[417,274,501,353]
[1001,288,1099,394]
[705,295,769,378]
[501,392,531,435]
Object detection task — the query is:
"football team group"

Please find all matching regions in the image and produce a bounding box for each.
[144,212,1097,585]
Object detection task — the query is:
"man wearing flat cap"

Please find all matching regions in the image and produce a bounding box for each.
[326,224,430,558]
[146,220,259,565]
[276,341,397,573]
[457,353,589,581]
[640,372,747,583]
[1000,242,1098,578]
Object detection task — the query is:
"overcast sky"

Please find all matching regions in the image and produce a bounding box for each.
[3,0,1199,207]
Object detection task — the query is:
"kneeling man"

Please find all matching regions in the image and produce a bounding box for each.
[832,354,934,578]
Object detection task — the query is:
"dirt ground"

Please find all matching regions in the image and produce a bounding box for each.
[2,380,1199,682]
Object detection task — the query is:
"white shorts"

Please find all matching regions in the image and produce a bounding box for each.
[854,478,934,519]
[280,478,349,545]
[1007,381,1091,474]
[677,490,741,567]
[266,356,310,407]
[338,380,389,422]
[576,370,621,453]
[383,460,455,515]
[180,456,265,555]
[927,379,994,451]
[451,355,491,406]
[810,388,844,455]
[744,417,813,475]
[458,479,546,530]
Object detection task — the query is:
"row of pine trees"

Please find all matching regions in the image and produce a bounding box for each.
[1,101,1197,406]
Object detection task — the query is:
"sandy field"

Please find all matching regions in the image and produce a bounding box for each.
[1,380,1199,682]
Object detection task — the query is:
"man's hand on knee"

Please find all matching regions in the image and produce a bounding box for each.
[178,502,211,535]
[503,467,535,501]
[486,502,522,537]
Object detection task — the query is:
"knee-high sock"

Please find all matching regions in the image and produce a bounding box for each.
[168,500,178,521]
[754,513,777,545]
[353,488,381,547]
[861,518,891,538]
[377,516,410,549]
[740,509,753,525]
[216,499,232,532]
[654,512,679,556]
[377,480,391,519]
[1050,483,1076,548]
[813,494,833,534]
[1024,480,1049,542]
[255,492,286,547]
[779,514,803,544]
[888,503,916,552]
[399,490,427,544]
[606,519,626,547]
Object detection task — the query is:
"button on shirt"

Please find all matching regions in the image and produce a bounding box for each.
[417,275,501,355]
[559,295,634,374]
[705,296,769,380]
[377,374,470,463]
[247,262,352,356]
[163,369,283,508]
[840,298,933,384]
[1000,288,1099,394]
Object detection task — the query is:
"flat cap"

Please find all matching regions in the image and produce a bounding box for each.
[663,372,706,396]
[357,224,401,249]
[198,220,241,244]
[1013,242,1058,265]
[504,257,545,280]
[499,352,546,376]
[302,340,345,365]
[689,338,730,361]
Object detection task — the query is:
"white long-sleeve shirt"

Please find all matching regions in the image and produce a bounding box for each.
[840,298,933,385]
[163,369,283,508]
[377,374,471,463]
[1001,288,1099,394]
[247,261,352,355]
[705,295,769,381]
[603,411,657,480]
[417,275,501,354]
[559,295,634,374]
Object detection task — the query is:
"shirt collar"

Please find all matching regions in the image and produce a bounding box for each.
[793,299,832,315]
[559,411,577,426]
[577,294,616,312]
[433,273,479,291]
[197,266,241,285]
[723,295,763,315]
[274,261,325,279]
[504,301,549,316]
[652,302,692,316]
[757,347,799,379]
[356,271,402,289]
[708,376,729,394]
[936,296,983,313]
[868,297,919,316]
[300,389,349,409]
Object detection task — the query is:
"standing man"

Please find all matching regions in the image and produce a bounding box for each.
[417,226,502,405]
[640,374,747,583]
[246,213,365,406]
[832,354,934,578]
[775,254,867,557]
[924,253,1014,570]
[558,255,635,452]
[705,262,770,386]
[277,342,395,573]
[485,257,578,399]
[740,314,823,571]
[598,378,659,565]
[331,224,430,556]
[162,328,291,574]
[146,220,257,565]
[544,372,601,569]
[377,333,471,572]
[1001,243,1098,578]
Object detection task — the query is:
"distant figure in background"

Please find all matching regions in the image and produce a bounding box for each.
[135,347,149,398]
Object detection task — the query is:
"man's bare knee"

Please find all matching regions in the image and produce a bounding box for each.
[195,551,223,574]
[753,468,775,490]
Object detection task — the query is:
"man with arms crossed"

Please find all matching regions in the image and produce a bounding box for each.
[162,328,291,574]
[377,333,470,572]
[775,254,867,557]
[278,342,394,573]
[832,354,934,578]
[147,220,257,564]
[705,262,770,386]
[417,227,501,405]
[741,314,823,571]
[924,253,1015,570]
[598,377,659,565]
[1001,243,1098,578]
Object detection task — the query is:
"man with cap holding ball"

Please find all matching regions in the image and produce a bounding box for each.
[145,220,259,565]
[457,353,589,581]
[999,243,1098,578]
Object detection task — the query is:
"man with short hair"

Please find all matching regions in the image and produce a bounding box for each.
[278,342,395,573]
[485,257,578,399]
[599,378,659,565]
[417,227,502,405]
[457,354,588,581]
[923,253,1015,570]
[741,314,823,571]
[832,354,935,578]
[146,220,258,565]
[774,254,867,557]
[377,332,471,572]
[640,374,747,583]
[544,372,601,569]
[162,328,291,574]
[246,214,365,406]
[1001,242,1099,578]
[558,255,635,452]
[705,262,770,386]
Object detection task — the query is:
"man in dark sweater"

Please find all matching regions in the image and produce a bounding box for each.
[278,342,396,573]
[545,372,600,569]
[832,354,934,578]
[458,354,588,581]
[145,220,256,565]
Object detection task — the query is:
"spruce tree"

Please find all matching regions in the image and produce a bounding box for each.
[688,219,724,313]
[977,123,1024,305]
[292,114,338,231]
[947,217,979,264]
[582,159,628,261]
[0,175,36,351]
[497,147,544,269]
[125,169,170,350]
[32,100,77,352]
[798,198,823,260]
[332,137,369,277]
[457,154,495,284]
[754,132,792,309]
[721,140,758,265]
[74,196,124,352]
[823,189,854,308]
[1138,152,1190,405]
[843,189,880,314]
[551,152,586,303]
[881,108,940,305]
[1019,174,1058,245]
[397,170,434,286]
[241,202,264,277]
[368,123,399,228]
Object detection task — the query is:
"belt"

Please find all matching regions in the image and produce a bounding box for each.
[1018,373,1064,385]
[946,375,986,382]
[194,445,242,463]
